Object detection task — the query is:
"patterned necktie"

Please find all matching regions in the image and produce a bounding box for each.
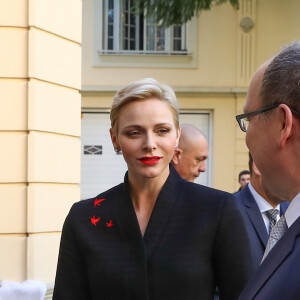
[265,209,279,234]
[261,214,288,263]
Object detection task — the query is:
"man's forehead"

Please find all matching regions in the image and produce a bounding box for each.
[244,61,270,112]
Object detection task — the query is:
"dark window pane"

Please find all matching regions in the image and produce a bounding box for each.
[130,40,135,50]
[124,39,128,50]
[157,27,165,39]
[130,14,136,25]
[108,24,113,36]
[108,38,113,50]
[108,0,114,10]
[108,10,114,23]
[125,0,129,11]
[173,39,181,51]
[157,38,165,50]
[139,14,144,50]
[125,13,128,24]
[173,26,181,38]
[130,26,135,38]
[124,25,128,38]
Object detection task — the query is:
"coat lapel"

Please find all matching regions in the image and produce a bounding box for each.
[117,165,184,260]
[243,186,269,246]
[143,165,184,258]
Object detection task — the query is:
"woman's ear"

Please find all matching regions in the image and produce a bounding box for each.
[176,126,181,147]
[278,104,293,147]
[110,128,119,150]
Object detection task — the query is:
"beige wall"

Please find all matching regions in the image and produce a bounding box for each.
[1,0,300,292]
[0,0,82,293]
[256,0,300,66]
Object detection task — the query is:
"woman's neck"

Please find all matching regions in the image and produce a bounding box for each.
[129,173,167,210]
[128,167,170,235]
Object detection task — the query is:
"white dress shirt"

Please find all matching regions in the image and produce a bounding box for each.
[285,192,300,228]
[248,182,280,234]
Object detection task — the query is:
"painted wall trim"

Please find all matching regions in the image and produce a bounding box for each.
[81,86,248,94]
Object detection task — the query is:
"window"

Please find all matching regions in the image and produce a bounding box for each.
[102,0,187,55]
[93,0,198,68]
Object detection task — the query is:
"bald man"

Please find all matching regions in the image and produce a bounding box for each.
[172,124,208,182]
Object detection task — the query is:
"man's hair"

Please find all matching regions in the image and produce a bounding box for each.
[260,41,300,112]
[238,170,250,181]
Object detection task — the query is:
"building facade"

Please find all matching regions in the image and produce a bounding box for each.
[1,0,300,298]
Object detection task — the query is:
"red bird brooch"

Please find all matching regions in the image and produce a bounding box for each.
[90,216,100,226]
[94,198,106,207]
[106,220,113,227]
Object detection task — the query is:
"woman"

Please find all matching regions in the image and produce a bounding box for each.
[53,78,251,300]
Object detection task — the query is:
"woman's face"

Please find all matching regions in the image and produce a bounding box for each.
[110,98,180,181]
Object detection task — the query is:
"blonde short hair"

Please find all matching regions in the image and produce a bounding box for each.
[110,78,179,134]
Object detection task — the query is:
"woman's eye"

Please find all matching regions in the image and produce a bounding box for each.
[127,131,140,136]
[157,128,169,135]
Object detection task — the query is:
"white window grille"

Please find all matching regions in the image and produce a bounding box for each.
[102,0,188,55]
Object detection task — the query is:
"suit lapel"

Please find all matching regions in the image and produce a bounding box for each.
[143,165,184,258]
[239,216,300,300]
[280,201,289,216]
[243,186,269,246]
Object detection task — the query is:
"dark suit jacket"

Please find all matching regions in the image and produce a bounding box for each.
[235,185,289,273]
[238,215,300,300]
[53,165,251,300]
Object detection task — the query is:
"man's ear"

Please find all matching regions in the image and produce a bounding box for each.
[110,128,120,150]
[252,161,261,176]
[172,148,183,165]
[278,104,293,147]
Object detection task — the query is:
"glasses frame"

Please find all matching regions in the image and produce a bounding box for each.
[236,103,300,132]
[236,103,280,132]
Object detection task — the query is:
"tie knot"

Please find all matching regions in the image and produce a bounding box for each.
[266,209,279,222]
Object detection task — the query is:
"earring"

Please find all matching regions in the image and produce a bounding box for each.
[114,148,120,153]
[175,144,178,149]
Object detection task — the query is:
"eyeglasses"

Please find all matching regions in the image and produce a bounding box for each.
[236,103,300,132]
[236,104,280,132]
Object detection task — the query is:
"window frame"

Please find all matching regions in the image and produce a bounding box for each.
[102,0,188,55]
[94,0,198,68]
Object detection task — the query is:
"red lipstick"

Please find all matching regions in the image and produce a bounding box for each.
[138,156,161,165]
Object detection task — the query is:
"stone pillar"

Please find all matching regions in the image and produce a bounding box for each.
[0,0,82,296]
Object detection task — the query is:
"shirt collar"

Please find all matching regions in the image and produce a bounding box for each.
[285,192,300,228]
[248,182,280,213]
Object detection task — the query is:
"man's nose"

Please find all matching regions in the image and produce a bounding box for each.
[198,161,206,173]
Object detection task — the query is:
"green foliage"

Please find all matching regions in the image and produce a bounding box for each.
[132,0,239,27]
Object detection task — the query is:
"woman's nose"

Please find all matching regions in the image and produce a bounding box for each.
[142,133,157,151]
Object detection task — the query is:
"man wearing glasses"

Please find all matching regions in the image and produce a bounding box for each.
[236,41,300,300]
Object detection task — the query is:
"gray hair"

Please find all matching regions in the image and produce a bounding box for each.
[260,41,300,112]
[110,78,179,134]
